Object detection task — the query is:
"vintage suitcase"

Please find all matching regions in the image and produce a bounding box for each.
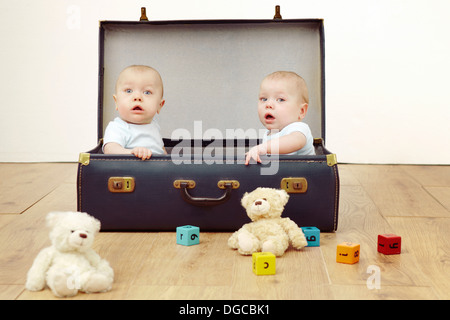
[77,8,340,232]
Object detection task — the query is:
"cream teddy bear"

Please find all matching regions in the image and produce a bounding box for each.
[26,211,114,297]
[228,187,308,256]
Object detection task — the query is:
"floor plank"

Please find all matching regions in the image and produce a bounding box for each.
[424,187,450,212]
[349,165,449,217]
[0,183,76,286]
[386,216,450,299]
[0,163,77,214]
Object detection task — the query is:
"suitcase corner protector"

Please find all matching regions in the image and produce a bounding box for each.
[78,153,90,166]
[326,154,338,167]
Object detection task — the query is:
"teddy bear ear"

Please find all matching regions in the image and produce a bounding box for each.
[46,211,65,228]
[90,216,101,233]
[276,189,290,206]
[241,192,250,209]
[77,211,101,233]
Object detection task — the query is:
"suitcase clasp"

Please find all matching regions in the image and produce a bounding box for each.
[108,177,135,193]
[281,177,308,194]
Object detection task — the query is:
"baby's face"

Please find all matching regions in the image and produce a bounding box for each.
[113,68,165,125]
[258,77,306,132]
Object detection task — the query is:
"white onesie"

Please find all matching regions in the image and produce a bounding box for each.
[102,116,165,154]
[262,122,315,156]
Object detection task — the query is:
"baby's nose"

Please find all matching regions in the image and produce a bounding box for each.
[132,92,143,100]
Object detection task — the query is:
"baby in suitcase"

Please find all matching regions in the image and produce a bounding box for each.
[103,65,166,159]
[245,71,315,165]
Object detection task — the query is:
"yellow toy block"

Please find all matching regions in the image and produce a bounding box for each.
[336,242,360,264]
[252,252,276,275]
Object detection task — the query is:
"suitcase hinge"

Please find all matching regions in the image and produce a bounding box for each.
[78,153,90,166]
[273,5,282,20]
[140,7,149,21]
[326,154,338,167]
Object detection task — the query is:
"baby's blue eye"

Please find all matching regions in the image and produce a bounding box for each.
[144,90,151,95]
[125,89,132,93]
[260,98,267,102]
[277,98,285,102]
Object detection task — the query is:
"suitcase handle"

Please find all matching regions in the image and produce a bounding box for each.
[175,180,239,207]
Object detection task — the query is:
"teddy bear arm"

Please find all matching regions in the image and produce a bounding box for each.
[26,247,55,291]
[84,249,114,279]
[280,218,308,249]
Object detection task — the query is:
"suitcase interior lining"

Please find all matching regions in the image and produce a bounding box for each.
[99,21,325,143]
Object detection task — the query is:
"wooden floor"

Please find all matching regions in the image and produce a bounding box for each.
[0,163,449,300]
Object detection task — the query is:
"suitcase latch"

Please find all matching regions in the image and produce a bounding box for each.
[281,177,308,194]
[108,177,135,193]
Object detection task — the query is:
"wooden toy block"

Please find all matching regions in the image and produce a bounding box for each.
[378,234,401,255]
[336,242,360,264]
[252,252,276,275]
[176,225,200,246]
[301,226,320,247]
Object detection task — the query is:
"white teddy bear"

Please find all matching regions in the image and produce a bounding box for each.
[26,211,114,297]
[228,187,308,256]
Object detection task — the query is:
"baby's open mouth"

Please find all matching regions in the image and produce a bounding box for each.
[132,106,143,111]
[265,113,275,120]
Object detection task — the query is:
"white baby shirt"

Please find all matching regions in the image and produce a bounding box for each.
[102,117,165,154]
[262,122,315,156]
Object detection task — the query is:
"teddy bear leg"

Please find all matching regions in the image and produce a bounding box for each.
[81,271,113,294]
[46,269,79,298]
[262,236,289,257]
[290,231,308,249]
[227,231,240,249]
[237,230,260,255]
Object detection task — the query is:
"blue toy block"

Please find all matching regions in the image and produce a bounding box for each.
[176,225,200,246]
[301,226,320,247]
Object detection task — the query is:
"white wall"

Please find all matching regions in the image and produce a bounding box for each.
[0,0,449,164]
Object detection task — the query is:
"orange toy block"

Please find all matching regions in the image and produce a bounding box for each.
[336,242,360,264]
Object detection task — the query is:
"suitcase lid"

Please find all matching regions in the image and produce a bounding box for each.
[98,16,325,143]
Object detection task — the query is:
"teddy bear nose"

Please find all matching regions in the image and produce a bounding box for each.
[79,233,87,239]
[254,200,262,206]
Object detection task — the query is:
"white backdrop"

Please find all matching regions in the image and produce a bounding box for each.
[0,0,449,164]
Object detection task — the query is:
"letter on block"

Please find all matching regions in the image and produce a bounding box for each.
[336,242,360,264]
[378,234,401,255]
[301,226,320,247]
[176,225,200,246]
[252,252,276,275]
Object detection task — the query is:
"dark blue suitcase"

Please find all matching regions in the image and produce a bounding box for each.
[77,11,339,232]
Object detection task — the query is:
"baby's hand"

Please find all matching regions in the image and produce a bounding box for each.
[131,147,152,160]
[245,144,268,165]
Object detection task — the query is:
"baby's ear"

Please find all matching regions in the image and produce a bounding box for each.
[46,211,65,229]
[298,103,308,120]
